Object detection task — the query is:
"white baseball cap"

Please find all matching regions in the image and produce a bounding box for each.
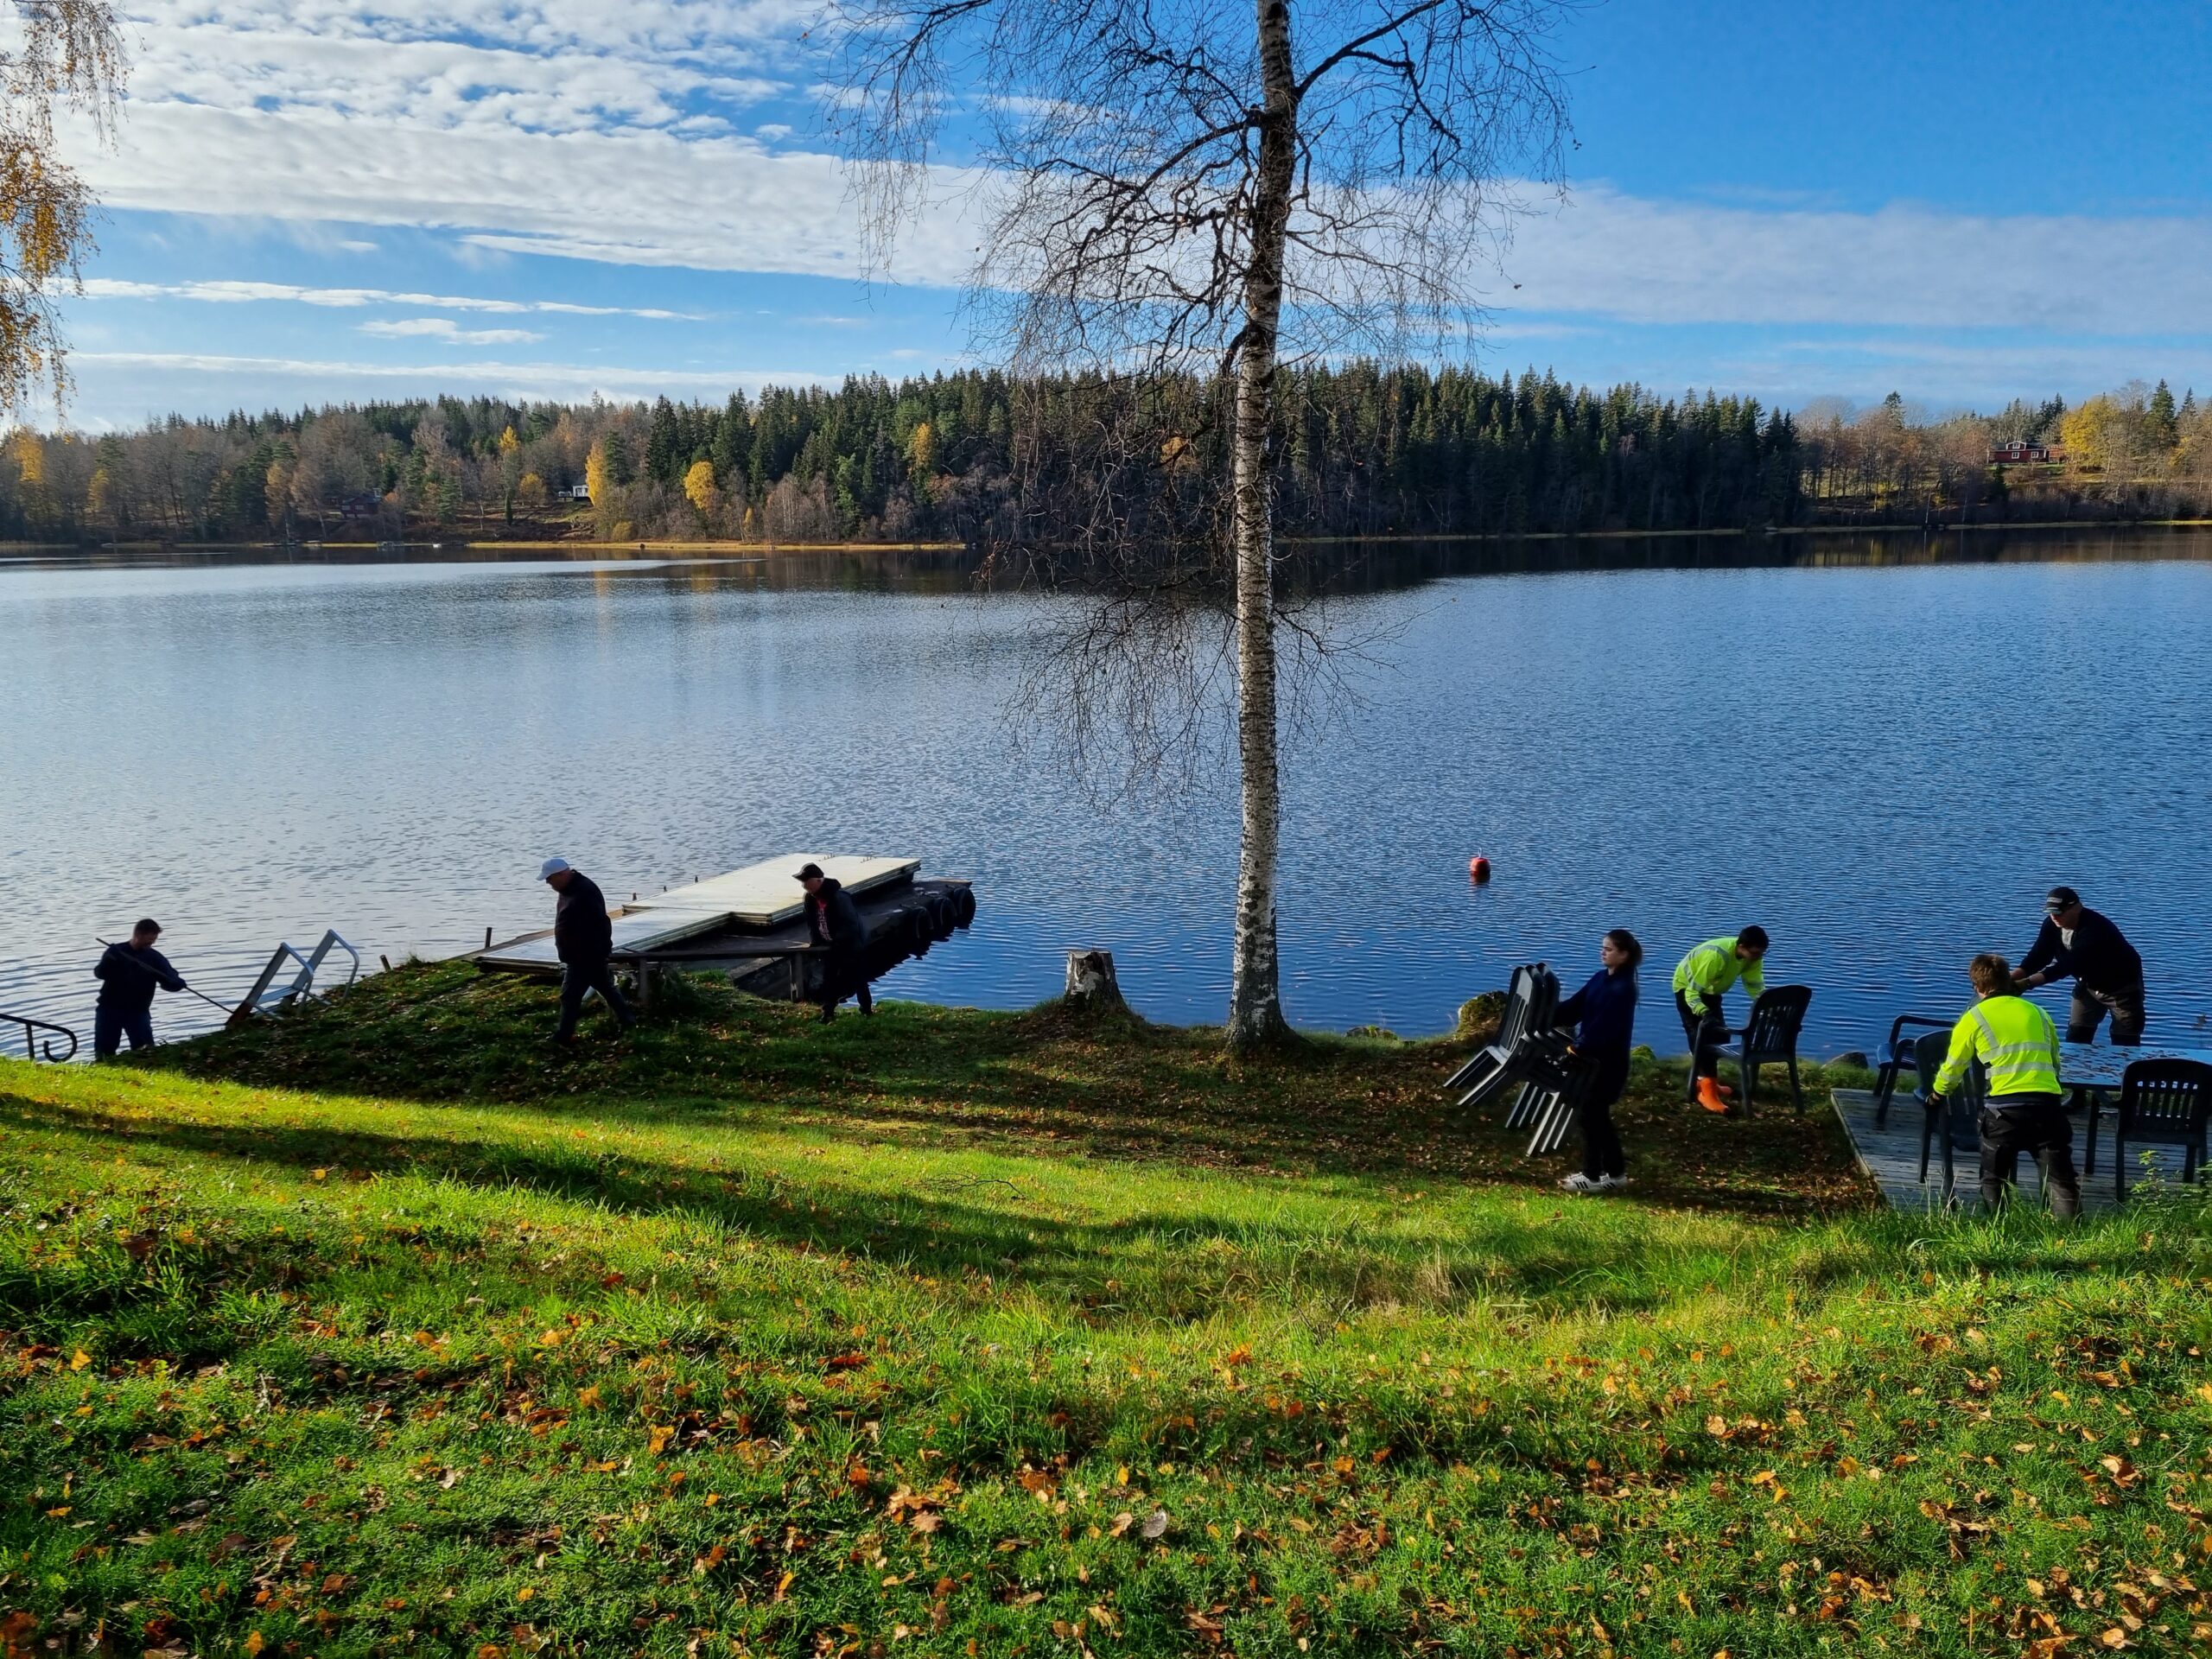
[540,856,571,880]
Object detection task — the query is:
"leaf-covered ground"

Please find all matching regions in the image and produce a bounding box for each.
[1,964,2208,1658]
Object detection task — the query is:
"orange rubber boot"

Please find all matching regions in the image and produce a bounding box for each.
[1696,1077,1732,1114]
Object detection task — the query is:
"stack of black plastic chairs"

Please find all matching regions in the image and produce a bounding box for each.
[1441,963,1598,1157]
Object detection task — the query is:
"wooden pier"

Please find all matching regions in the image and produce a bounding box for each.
[474,854,975,1003]
[1830,1087,2195,1214]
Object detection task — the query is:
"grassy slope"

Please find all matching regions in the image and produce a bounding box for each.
[0,963,2205,1658]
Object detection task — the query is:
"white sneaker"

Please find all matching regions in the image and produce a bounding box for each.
[1559,1172,1602,1194]
[1599,1174,1631,1192]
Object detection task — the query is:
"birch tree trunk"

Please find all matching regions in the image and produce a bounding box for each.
[1224,0,1298,1052]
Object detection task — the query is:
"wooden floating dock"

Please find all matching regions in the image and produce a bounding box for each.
[475,854,973,1003]
[1829,1088,2193,1214]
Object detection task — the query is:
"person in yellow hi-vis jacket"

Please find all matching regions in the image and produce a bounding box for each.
[1672,925,1768,1114]
[1928,952,2079,1217]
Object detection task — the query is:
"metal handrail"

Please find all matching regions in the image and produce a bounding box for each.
[2,1009,79,1063]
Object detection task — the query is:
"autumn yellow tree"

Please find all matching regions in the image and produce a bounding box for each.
[1,3,127,416]
[584,438,611,505]
[683,457,718,516]
[2060,396,2128,474]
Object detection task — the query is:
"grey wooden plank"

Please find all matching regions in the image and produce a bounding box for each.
[479,908,728,972]
[632,855,920,926]
[1831,1089,2196,1214]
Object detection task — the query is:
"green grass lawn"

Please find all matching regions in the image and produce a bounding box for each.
[3,964,2209,1657]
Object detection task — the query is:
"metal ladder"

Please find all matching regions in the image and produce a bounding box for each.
[232,930,361,1021]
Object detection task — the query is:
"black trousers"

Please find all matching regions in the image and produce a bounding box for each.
[820,948,873,1017]
[1580,1060,1629,1180]
[556,957,634,1039]
[93,1004,155,1058]
[1675,991,1726,1079]
[2067,982,2145,1046]
[1980,1094,2081,1218]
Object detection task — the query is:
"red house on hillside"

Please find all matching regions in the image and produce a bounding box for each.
[1990,438,2053,464]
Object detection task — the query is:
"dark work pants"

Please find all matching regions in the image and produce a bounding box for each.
[1675,991,1725,1079]
[556,957,634,1039]
[2067,982,2145,1046]
[93,1004,155,1058]
[1580,1061,1629,1181]
[820,948,873,1018]
[1980,1094,2081,1218]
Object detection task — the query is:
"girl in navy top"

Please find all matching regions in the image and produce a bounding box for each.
[1554,928,1641,1192]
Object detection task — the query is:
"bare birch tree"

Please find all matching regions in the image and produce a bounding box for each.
[826,0,1571,1049]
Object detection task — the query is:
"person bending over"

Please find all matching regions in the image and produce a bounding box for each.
[1931,952,2079,1218]
[92,918,187,1058]
[1554,928,1642,1195]
[2015,886,2144,1045]
[798,861,874,1023]
[1672,925,1768,1114]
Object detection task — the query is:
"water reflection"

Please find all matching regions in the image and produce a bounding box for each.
[3,527,2209,1060]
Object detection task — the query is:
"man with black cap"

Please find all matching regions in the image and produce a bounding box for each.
[92,918,188,1058]
[540,857,635,1042]
[798,861,873,1021]
[2014,887,2145,1044]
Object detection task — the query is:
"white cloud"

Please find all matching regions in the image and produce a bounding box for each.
[1496,183,2212,334]
[48,0,2209,423]
[358,317,543,344]
[77,276,696,320]
[74,96,2212,339]
[73,348,837,402]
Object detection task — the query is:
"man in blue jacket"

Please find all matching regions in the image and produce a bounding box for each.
[92,919,188,1058]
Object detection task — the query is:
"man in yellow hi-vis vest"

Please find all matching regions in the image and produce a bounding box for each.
[1929,952,2079,1217]
[1672,926,1768,1114]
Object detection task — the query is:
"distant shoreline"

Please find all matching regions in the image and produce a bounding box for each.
[5,518,2209,556]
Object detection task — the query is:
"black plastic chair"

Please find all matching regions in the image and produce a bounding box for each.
[1870,1012,1953,1128]
[1446,963,1560,1113]
[2105,1058,2212,1203]
[1908,1028,1958,1204]
[1513,1037,1599,1158]
[1710,985,1815,1114]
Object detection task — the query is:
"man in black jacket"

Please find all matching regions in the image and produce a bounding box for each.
[92,918,188,1058]
[542,857,635,1042]
[798,861,873,1022]
[2015,886,2145,1044]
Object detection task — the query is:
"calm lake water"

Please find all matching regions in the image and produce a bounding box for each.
[4,529,2211,1059]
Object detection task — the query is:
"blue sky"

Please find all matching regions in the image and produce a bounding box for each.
[51,0,2212,429]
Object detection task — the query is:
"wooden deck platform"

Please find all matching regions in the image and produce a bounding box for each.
[633,855,919,925]
[1830,1088,2196,1214]
[474,854,971,1004]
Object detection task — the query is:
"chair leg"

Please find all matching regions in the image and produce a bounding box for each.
[2113,1133,2126,1204]
[1918,1114,1933,1185]
[1870,1062,1894,1127]
[1788,1057,1803,1114]
[1942,1132,1955,1206]
[1739,1058,1755,1117]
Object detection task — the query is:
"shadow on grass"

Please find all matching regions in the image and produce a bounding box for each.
[128,964,1872,1222]
[9,1090,1805,1319]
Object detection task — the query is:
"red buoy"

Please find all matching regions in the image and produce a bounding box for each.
[1468,855,1492,883]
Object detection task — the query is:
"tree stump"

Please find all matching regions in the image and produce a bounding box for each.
[1065,949,1127,1011]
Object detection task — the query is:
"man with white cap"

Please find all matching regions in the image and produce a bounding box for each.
[541,857,634,1042]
